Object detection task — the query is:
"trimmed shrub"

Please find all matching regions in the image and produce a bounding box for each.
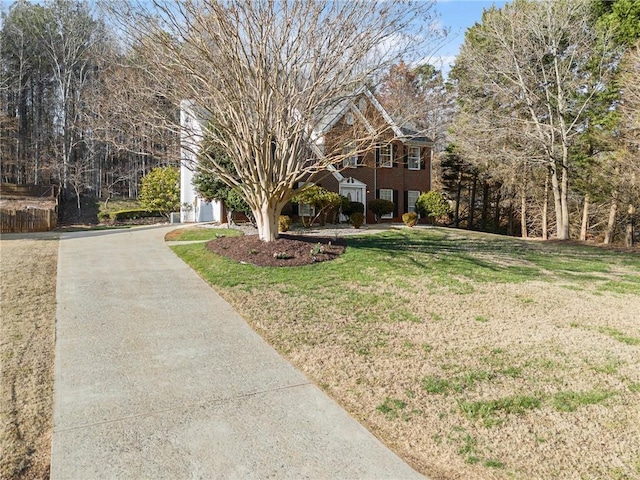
[368,199,395,222]
[350,212,365,229]
[109,209,161,221]
[139,166,180,218]
[402,211,419,227]
[278,215,292,232]
[416,191,450,224]
[342,200,365,218]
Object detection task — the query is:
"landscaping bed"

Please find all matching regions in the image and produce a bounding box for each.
[205,233,346,267]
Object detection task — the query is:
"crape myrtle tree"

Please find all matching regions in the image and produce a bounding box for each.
[451,0,618,240]
[110,0,444,241]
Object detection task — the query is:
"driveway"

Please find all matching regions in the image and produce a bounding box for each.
[51,225,424,479]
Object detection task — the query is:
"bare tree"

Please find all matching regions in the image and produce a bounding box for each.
[612,41,640,246]
[452,0,618,240]
[109,0,443,241]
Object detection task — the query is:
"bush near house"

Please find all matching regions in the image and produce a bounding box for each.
[341,199,364,220]
[368,199,395,222]
[350,212,365,228]
[292,185,342,226]
[138,167,180,218]
[402,211,419,227]
[416,191,449,225]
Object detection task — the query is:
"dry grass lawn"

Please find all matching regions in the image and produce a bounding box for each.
[173,227,640,480]
[0,235,58,480]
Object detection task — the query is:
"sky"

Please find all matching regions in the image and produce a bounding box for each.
[0,0,506,75]
[432,0,507,75]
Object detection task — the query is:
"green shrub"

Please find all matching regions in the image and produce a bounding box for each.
[342,200,364,218]
[278,215,292,232]
[350,212,364,228]
[97,211,111,222]
[110,209,161,221]
[402,211,419,227]
[416,191,450,224]
[139,166,180,218]
[292,185,342,225]
[368,199,395,222]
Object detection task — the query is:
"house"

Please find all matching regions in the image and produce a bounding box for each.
[180,101,224,223]
[179,89,432,225]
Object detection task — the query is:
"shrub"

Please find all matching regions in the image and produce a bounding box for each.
[139,167,180,218]
[416,191,450,224]
[278,215,292,232]
[341,200,364,218]
[402,211,419,227]
[350,212,364,228]
[97,211,111,222]
[368,199,395,222]
[292,185,342,225]
[109,209,161,221]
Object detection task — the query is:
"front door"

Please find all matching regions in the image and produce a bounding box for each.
[340,180,367,223]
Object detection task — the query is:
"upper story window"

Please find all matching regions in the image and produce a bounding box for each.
[408,146,421,170]
[379,144,393,168]
[342,143,357,168]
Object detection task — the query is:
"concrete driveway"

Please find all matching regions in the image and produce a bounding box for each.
[51,225,424,479]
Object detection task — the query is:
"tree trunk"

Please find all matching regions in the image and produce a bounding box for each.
[549,162,567,239]
[454,175,462,228]
[493,188,501,233]
[481,180,490,231]
[254,199,285,242]
[579,195,590,241]
[604,192,618,245]
[469,173,477,230]
[520,184,528,239]
[558,148,571,240]
[542,169,549,240]
[625,204,635,247]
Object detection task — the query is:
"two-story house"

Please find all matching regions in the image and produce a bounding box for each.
[294,88,432,224]
[180,88,432,225]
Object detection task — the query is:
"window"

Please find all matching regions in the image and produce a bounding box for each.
[299,203,315,217]
[379,144,393,168]
[297,182,316,217]
[342,143,357,168]
[408,146,421,170]
[379,188,393,219]
[407,190,420,213]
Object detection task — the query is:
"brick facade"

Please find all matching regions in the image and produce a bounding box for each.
[303,92,432,224]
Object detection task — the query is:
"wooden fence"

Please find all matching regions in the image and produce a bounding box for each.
[0,183,60,233]
[0,208,58,233]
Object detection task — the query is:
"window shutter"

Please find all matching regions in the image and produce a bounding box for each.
[393,190,399,218]
[421,149,426,170]
[292,202,299,215]
[375,145,380,167]
[404,191,409,213]
[393,144,398,168]
[357,154,364,167]
[404,151,409,169]
[376,189,380,199]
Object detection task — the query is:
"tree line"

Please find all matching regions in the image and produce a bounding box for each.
[444,0,640,245]
[1,0,638,244]
[0,0,177,201]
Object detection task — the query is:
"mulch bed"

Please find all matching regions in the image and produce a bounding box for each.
[206,233,346,267]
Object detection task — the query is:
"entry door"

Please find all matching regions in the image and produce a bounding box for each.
[342,187,362,203]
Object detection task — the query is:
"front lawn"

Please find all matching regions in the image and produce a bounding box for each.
[171,227,640,479]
